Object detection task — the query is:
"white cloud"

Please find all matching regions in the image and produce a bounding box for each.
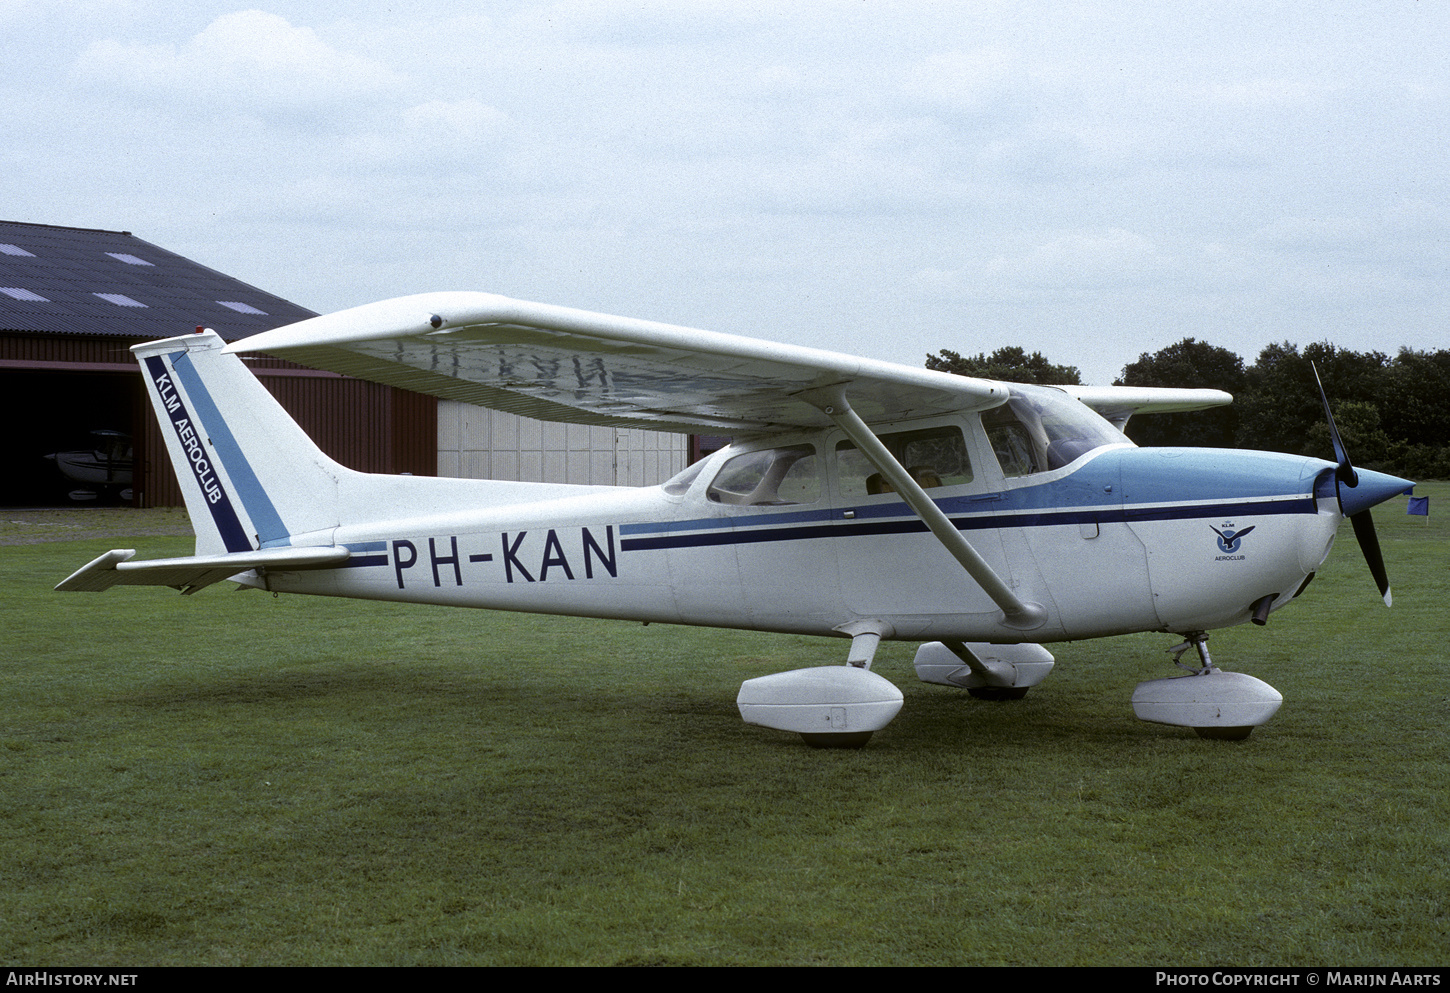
[916,228,1173,299]
[402,99,507,144]
[504,0,780,43]
[1199,77,1337,108]
[1250,215,1372,250]
[73,10,404,111]
[342,98,510,167]
[3,0,1442,382]
[899,48,1019,114]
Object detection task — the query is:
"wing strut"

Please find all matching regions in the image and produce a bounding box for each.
[805,388,1047,631]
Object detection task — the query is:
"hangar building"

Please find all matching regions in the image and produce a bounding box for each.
[0,220,688,508]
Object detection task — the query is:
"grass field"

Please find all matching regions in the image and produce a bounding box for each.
[2,486,1446,965]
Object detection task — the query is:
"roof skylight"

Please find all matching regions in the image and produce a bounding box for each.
[0,287,49,302]
[217,300,268,315]
[93,292,148,308]
[0,244,36,257]
[106,253,154,266]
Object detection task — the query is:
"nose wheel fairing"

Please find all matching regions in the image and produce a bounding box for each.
[913,641,1055,695]
[1132,671,1283,740]
[1132,634,1283,739]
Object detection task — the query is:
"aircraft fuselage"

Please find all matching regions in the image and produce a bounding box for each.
[251,433,1343,646]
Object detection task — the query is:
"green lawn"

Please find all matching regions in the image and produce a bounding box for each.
[1,485,1445,965]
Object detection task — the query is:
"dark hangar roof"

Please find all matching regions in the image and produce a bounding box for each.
[0,220,318,342]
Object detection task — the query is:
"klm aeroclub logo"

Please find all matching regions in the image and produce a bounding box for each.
[1211,523,1255,560]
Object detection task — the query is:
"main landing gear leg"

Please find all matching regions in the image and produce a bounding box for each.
[1132,632,1283,740]
[911,641,1056,699]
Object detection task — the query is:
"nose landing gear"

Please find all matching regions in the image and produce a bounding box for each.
[1132,633,1283,740]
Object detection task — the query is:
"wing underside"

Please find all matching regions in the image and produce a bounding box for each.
[229,292,1231,433]
[228,292,1010,434]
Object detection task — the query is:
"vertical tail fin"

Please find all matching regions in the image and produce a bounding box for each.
[136,330,344,555]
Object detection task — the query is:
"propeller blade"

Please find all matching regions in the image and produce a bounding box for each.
[1350,510,1391,607]
[1312,361,1358,487]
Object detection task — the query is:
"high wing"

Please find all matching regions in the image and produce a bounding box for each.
[232,292,1231,433]
[228,292,1012,433]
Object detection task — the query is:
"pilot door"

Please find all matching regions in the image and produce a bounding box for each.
[828,420,1012,622]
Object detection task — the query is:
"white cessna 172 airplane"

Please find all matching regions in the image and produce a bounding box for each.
[58,292,1414,745]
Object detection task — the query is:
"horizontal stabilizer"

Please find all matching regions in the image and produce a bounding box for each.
[56,546,351,594]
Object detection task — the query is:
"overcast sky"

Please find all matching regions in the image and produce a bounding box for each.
[5,0,1446,385]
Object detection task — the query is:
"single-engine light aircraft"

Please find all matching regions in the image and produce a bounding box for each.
[58,293,1414,745]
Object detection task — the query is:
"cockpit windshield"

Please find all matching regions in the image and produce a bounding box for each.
[982,386,1127,477]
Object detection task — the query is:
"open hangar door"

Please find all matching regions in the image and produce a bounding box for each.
[0,368,145,507]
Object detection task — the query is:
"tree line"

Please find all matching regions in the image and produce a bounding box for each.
[926,340,1449,479]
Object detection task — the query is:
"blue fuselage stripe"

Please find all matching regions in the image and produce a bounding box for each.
[617,496,1318,552]
[339,541,388,567]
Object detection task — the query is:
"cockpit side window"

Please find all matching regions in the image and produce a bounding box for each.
[836,426,973,497]
[983,386,1127,477]
[707,445,820,506]
[983,400,1048,477]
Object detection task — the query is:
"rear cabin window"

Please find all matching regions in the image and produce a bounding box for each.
[836,426,973,498]
[706,445,820,505]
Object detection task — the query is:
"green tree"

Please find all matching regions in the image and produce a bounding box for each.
[1114,338,1245,448]
[1302,400,1392,466]
[1380,348,1450,445]
[925,346,1081,385]
[1236,342,1392,460]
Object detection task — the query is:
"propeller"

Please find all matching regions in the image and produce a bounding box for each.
[1311,363,1409,607]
